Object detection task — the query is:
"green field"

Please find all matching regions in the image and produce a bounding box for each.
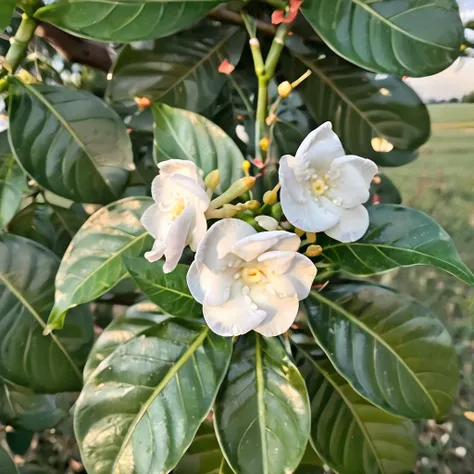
[384,103,474,473]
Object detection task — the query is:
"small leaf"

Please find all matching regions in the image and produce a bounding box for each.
[8,78,133,204]
[124,257,202,319]
[301,0,463,77]
[283,47,429,167]
[47,197,153,332]
[74,319,232,474]
[0,0,15,33]
[0,132,25,229]
[295,346,417,474]
[214,334,310,474]
[305,282,459,420]
[320,204,474,284]
[83,302,169,381]
[0,234,93,393]
[175,422,233,474]
[106,24,245,110]
[152,103,244,192]
[35,0,227,43]
[0,444,18,474]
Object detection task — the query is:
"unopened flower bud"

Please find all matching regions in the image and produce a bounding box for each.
[271,203,283,221]
[306,232,317,243]
[205,170,220,191]
[255,215,279,231]
[209,177,256,210]
[246,200,260,210]
[134,96,151,110]
[242,160,251,176]
[277,81,293,98]
[305,245,323,258]
[294,227,305,237]
[263,190,278,205]
[259,137,270,152]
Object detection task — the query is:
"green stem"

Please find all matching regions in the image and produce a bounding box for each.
[3,14,38,74]
[261,0,288,10]
[264,22,293,79]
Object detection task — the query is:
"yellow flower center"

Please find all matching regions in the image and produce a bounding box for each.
[241,267,263,285]
[170,199,185,220]
[311,177,328,196]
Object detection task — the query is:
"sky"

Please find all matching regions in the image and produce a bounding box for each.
[405,0,474,101]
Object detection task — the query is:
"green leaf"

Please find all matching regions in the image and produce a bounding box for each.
[8,78,133,204]
[370,174,401,204]
[83,302,169,381]
[283,47,429,167]
[0,234,93,393]
[295,347,417,474]
[0,380,68,431]
[301,0,463,77]
[47,197,153,332]
[0,0,15,33]
[152,103,244,192]
[320,204,474,284]
[7,428,34,456]
[74,318,232,474]
[305,282,459,419]
[214,334,310,474]
[35,0,227,43]
[175,422,233,474]
[0,445,18,474]
[294,444,324,474]
[124,257,202,319]
[106,24,245,110]
[0,133,25,229]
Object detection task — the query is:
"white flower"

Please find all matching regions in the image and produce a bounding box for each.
[141,159,210,273]
[255,215,279,231]
[187,218,316,337]
[279,122,377,242]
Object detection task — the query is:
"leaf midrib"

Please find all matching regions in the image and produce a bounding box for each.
[111,326,209,474]
[255,335,269,474]
[0,273,81,381]
[309,290,438,417]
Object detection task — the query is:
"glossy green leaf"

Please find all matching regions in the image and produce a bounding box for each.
[7,428,34,456]
[305,282,459,419]
[0,380,68,431]
[175,422,233,474]
[214,334,310,474]
[35,0,226,43]
[106,24,245,110]
[320,204,474,284]
[0,0,15,32]
[47,197,153,332]
[296,347,417,474]
[0,445,18,474]
[294,444,324,474]
[0,133,24,229]
[124,257,202,319]
[152,103,244,192]
[74,319,232,474]
[370,174,401,204]
[0,234,93,393]
[83,302,169,381]
[301,0,463,77]
[284,46,429,167]
[8,78,132,204]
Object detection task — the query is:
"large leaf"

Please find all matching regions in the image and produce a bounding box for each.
[0,133,24,229]
[8,78,133,204]
[74,319,232,474]
[301,0,463,77]
[0,234,93,393]
[106,24,245,110]
[319,204,474,284]
[175,422,233,474]
[0,0,15,32]
[47,197,153,332]
[214,334,310,474]
[305,282,459,420]
[83,303,169,381]
[0,445,18,474]
[35,0,226,43]
[284,46,429,167]
[0,381,68,431]
[124,257,202,319]
[152,103,244,192]
[295,344,417,474]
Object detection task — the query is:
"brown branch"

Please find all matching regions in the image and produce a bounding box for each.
[35,22,112,72]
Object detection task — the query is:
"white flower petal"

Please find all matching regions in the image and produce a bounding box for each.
[280,187,339,232]
[295,122,345,171]
[279,154,307,203]
[255,215,279,231]
[189,210,207,252]
[258,251,316,300]
[158,159,202,183]
[187,261,234,306]
[163,206,195,273]
[140,203,171,242]
[322,202,369,242]
[144,240,165,263]
[232,230,300,262]
[194,219,254,272]
[167,174,210,210]
[252,291,299,337]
